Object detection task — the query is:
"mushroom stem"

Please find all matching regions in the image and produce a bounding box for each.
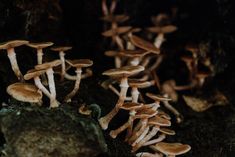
[131,87,140,103]
[102,0,109,15]
[131,125,150,146]
[143,134,166,146]
[128,119,148,144]
[115,35,124,50]
[130,57,140,66]
[46,68,59,108]
[136,152,163,157]
[110,0,117,14]
[64,68,82,102]
[59,51,66,81]
[148,55,163,72]
[37,48,43,64]
[64,68,92,80]
[154,33,165,48]
[7,48,24,82]
[108,84,132,101]
[115,56,122,68]
[34,77,51,98]
[99,77,129,130]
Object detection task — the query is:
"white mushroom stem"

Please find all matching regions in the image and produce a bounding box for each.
[132,126,160,152]
[99,77,129,130]
[115,35,124,50]
[130,57,140,66]
[34,77,51,98]
[110,0,117,14]
[132,125,150,147]
[102,0,109,15]
[162,94,182,123]
[7,48,24,82]
[37,48,43,64]
[46,68,59,108]
[64,68,82,102]
[109,110,136,138]
[136,152,163,157]
[128,119,148,144]
[154,33,165,48]
[141,56,151,67]
[108,84,132,101]
[131,87,140,103]
[59,51,66,81]
[127,41,135,50]
[64,68,93,80]
[115,56,122,68]
[143,134,166,146]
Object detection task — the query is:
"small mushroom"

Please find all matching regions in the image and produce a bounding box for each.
[147,25,177,48]
[99,65,145,130]
[64,59,93,102]
[109,102,143,138]
[7,82,42,105]
[150,142,191,157]
[51,46,72,81]
[0,40,29,82]
[34,60,61,108]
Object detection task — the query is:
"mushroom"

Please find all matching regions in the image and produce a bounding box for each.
[99,65,145,130]
[136,152,163,157]
[109,102,143,138]
[147,25,177,48]
[64,59,93,102]
[195,71,210,87]
[150,142,191,157]
[51,46,72,81]
[102,26,132,50]
[128,107,157,145]
[27,42,54,65]
[34,60,61,108]
[7,82,42,105]
[27,42,54,85]
[0,40,29,82]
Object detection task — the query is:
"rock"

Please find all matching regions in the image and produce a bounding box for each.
[0,104,107,157]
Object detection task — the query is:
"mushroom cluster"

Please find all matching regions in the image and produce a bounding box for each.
[99,6,191,156]
[1,40,93,108]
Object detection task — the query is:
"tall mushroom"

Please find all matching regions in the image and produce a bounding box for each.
[99,65,145,130]
[64,59,93,102]
[34,60,61,108]
[51,46,72,81]
[0,40,29,82]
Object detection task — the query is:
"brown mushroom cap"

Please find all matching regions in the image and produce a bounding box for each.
[27,42,54,49]
[146,93,172,101]
[119,50,149,58]
[103,65,144,78]
[148,115,171,127]
[159,128,176,135]
[135,108,157,119]
[157,110,171,120]
[151,142,191,156]
[100,14,129,23]
[50,46,72,52]
[35,60,61,70]
[7,82,42,103]
[66,59,93,68]
[128,79,152,88]
[24,69,47,80]
[104,50,121,57]
[0,40,29,49]
[102,26,132,37]
[147,25,177,34]
[120,102,143,110]
[130,35,160,54]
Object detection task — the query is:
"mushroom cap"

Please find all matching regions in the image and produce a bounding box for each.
[159,128,176,135]
[35,59,61,70]
[146,93,171,101]
[102,65,144,78]
[135,107,157,119]
[181,55,194,63]
[27,42,54,49]
[100,14,129,23]
[50,46,72,52]
[157,110,171,120]
[102,26,132,37]
[185,43,199,53]
[120,102,143,110]
[147,25,177,34]
[104,50,119,57]
[151,142,191,156]
[0,40,29,49]
[128,79,152,88]
[130,35,160,54]
[7,83,42,103]
[148,115,171,127]
[66,59,93,68]
[196,71,210,78]
[24,69,47,80]
[119,50,149,58]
